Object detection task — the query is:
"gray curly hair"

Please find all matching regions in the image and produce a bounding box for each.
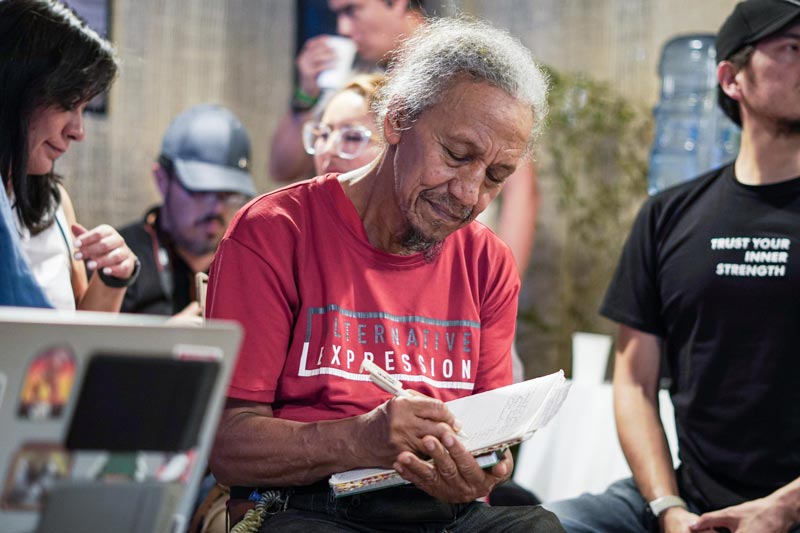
[372,17,549,154]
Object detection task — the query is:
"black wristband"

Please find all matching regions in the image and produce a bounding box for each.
[98,258,141,288]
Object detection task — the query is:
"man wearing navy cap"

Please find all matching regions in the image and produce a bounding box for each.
[547,1,800,531]
[118,104,256,318]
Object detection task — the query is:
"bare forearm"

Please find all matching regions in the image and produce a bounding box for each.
[615,381,677,500]
[76,275,125,312]
[210,408,383,487]
[613,326,677,502]
[771,476,800,525]
[269,110,315,183]
[496,160,539,275]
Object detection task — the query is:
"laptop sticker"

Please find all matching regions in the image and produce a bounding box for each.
[1,443,71,511]
[17,346,76,420]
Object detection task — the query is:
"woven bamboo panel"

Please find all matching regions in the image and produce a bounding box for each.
[57,0,294,228]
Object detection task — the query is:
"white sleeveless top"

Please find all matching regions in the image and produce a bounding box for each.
[14,202,76,310]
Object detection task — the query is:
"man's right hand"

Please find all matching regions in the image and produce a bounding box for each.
[167,301,203,325]
[661,507,709,533]
[359,393,463,467]
[296,35,339,98]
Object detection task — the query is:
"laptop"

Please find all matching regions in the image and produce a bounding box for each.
[0,307,242,533]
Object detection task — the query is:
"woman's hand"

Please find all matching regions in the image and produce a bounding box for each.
[72,223,138,280]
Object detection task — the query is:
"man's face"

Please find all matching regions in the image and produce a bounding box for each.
[736,22,800,132]
[384,78,533,252]
[328,0,407,64]
[159,169,246,256]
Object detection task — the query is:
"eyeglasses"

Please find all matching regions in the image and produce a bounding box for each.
[302,121,374,160]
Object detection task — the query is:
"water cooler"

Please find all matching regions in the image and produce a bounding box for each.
[647,34,741,195]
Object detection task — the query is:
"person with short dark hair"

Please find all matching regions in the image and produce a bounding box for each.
[546,1,800,532]
[208,17,561,532]
[0,0,138,312]
[118,104,256,319]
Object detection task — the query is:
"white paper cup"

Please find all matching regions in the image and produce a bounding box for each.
[317,36,357,90]
[571,332,612,383]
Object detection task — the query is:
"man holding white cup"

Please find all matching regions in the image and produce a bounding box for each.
[269,0,426,183]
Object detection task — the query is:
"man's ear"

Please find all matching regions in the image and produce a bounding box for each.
[383,113,402,145]
[717,61,742,102]
[383,99,405,145]
[153,163,169,197]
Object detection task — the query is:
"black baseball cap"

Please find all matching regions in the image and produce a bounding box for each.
[160,104,256,197]
[716,0,800,62]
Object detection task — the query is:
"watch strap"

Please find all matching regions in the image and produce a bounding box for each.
[648,495,688,517]
[98,258,141,288]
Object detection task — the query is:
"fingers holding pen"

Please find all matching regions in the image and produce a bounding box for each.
[385,395,464,449]
[362,393,465,466]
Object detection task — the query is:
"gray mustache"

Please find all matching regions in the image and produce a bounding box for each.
[421,192,474,222]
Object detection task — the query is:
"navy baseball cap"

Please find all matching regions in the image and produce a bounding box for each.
[716,0,800,61]
[160,104,256,197]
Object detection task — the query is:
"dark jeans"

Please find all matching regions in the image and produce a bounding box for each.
[259,484,564,532]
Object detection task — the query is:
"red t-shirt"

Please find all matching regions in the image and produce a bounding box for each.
[207,174,519,423]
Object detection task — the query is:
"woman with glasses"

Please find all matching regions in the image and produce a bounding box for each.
[0,0,139,311]
[302,74,385,176]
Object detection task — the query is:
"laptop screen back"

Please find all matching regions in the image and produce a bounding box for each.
[66,354,219,452]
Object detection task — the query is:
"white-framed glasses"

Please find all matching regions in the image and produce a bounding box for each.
[302,121,374,160]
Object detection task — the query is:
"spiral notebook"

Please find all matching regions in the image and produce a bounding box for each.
[329,370,570,497]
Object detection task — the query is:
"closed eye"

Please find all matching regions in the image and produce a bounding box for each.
[486,171,503,184]
[445,147,469,163]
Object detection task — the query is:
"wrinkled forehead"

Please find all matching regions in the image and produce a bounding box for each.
[416,79,533,159]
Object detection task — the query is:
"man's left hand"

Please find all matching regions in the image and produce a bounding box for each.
[690,496,797,533]
[392,432,512,503]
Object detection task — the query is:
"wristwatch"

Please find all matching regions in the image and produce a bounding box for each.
[98,258,141,288]
[648,495,688,518]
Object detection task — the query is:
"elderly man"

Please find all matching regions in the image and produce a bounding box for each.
[273,0,539,386]
[119,104,255,318]
[547,1,800,532]
[208,17,561,532]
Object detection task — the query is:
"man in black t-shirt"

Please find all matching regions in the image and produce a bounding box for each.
[547,1,800,532]
[119,104,255,318]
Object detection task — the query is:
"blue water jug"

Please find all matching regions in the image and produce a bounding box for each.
[647,34,740,195]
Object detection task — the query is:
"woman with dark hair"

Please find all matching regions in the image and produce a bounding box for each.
[0,0,139,311]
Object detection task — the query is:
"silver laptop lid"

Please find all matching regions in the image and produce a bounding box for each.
[0,307,241,533]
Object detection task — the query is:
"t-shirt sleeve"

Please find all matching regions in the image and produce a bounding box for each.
[473,244,519,393]
[206,211,298,404]
[600,198,666,337]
